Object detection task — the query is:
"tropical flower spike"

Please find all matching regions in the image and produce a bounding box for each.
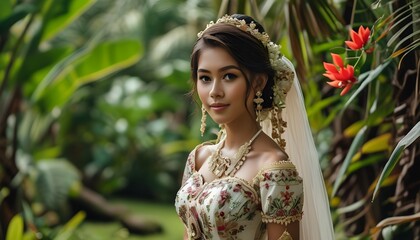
[323,25,372,96]
[345,26,371,51]
[323,53,357,96]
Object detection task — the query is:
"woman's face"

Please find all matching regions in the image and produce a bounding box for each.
[196,47,256,125]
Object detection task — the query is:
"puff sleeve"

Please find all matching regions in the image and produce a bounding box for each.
[257,161,304,225]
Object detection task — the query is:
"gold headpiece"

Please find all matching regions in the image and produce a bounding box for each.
[198,15,295,150]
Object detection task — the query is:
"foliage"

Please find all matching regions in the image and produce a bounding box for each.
[0,0,142,238]
[373,121,420,200]
[5,212,85,240]
[54,0,216,202]
[70,199,183,240]
[6,214,23,240]
[1,0,418,239]
[318,0,419,239]
[214,0,419,239]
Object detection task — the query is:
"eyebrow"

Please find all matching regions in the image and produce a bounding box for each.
[197,65,241,73]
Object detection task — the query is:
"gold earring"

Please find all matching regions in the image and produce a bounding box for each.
[200,105,207,136]
[254,91,264,122]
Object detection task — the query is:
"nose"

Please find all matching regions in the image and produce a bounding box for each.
[209,80,224,98]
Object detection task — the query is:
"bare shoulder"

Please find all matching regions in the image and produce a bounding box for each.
[252,133,289,169]
[194,143,215,170]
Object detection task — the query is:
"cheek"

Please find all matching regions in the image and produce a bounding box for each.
[196,82,208,102]
[232,83,250,104]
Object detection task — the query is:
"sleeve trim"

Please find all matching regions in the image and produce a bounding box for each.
[261,213,303,225]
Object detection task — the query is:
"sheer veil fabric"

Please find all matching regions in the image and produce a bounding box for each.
[261,57,335,240]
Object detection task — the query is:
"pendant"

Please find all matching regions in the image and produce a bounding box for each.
[210,154,230,178]
[224,143,251,176]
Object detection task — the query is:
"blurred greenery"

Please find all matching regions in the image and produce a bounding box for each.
[70,199,183,240]
[1,0,418,239]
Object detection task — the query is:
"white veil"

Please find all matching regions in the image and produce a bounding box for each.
[262,57,335,239]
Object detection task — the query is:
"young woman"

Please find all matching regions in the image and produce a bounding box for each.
[175,14,334,240]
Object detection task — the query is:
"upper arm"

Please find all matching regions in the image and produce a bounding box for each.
[267,221,299,240]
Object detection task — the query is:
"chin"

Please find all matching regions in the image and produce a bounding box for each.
[209,118,227,126]
[213,120,226,125]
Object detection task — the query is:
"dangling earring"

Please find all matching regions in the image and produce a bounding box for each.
[254,91,264,122]
[200,105,207,137]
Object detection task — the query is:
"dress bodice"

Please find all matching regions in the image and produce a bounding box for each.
[175,145,304,240]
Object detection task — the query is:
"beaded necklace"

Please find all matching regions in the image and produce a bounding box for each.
[209,129,262,177]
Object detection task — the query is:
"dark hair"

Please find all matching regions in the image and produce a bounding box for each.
[190,14,275,109]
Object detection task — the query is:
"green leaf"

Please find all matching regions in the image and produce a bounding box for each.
[341,61,391,113]
[21,201,34,234]
[0,3,38,33]
[0,0,13,20]
[36,159,81,209]
[0,187,10,205]
[391,39,420,59]
[347,154,385,174]
[344,120,364,138]
[365,102,395,127]
[311,40,345,54]
[332,126,368,197]
[391,30,420,58]
[372,121,420,201]
[396,40,420,68]
[6,214,23,240]
[361,133,391,154]
[20,46,74,95]
[33,146,62,160]
[18,110,54,150]
[320,106,341,130]
[33,39,143,112]
[307,95,341,117]
[41,0,95,42]
[336,199,365,214]
[387,19,420,47]
[55,211,86,240]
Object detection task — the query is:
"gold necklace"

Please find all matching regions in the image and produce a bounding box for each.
[209,129,262,177]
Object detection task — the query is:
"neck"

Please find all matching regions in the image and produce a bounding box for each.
[222,119,261,149]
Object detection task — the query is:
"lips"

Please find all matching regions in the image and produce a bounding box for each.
[209,103,229,111]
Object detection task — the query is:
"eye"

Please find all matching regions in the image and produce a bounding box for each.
[223,73,237,81]
[198,75,211,82]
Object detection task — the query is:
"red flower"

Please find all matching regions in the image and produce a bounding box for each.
[323,53,357,96]
[345,26,371,51]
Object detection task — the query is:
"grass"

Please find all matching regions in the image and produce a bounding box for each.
[70,198,184,240]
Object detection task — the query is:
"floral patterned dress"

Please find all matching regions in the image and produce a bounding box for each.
[175,144,304,240]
